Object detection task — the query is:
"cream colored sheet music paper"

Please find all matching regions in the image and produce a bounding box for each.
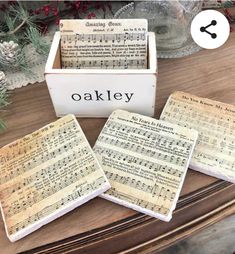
[60,19,147,69]
[160,91,235,183]
[0,115,110,242]
[93,110,198,221]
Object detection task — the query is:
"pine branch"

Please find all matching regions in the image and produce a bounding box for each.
[0,87,9,132]
[0,87,9,108]
[0,3,35,38]
[25,26,50,55]
[0,119,6,132]
[0,18,27,37]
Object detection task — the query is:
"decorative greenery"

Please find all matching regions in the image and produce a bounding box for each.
[0,1,114,131]
[0,1,113,74]
[0,3,44,73]
[222,0,235,8]
[0,3,34,41]
[25,26,50,55]
[0,85,9,132]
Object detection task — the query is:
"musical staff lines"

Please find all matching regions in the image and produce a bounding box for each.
[2,151,93,196]
[0,115,109,239]
[95,146,183,179]
[94,110,197,219]
[0,120,79,164]
[162,98,235,137]
[105,171,177,202]
[5,161,98,217]
[0,138,86,185]
[98,132,187,166]
[106,189,170,215]
[104,120,193,151]
[61,32,146,44]
[61,59,146,69]
[60,19,148,69]
[9,176,107,235]
[160,92,235,183]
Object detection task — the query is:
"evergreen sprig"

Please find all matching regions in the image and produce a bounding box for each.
[0,3,35,40]
[0,86,9,132]
[0,3,48,73]
[25,26,50,55]
[222,0,235,8]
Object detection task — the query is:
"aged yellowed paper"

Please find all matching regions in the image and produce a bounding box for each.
[0,115,110,242]
[94,110,198,221]
[160,91,235,183]
[60,19,147,69]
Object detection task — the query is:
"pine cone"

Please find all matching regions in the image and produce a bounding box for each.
[0,41,20,65]
[0,71,7,90]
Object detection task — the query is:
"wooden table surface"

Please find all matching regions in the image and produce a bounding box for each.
[1,31,235,254]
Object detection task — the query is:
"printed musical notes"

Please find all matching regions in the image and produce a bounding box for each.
[93,110,198,221]
[60,19,147,69]
[160,91,235,183]
[0,115,110,242]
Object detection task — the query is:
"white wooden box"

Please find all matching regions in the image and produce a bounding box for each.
[45,31,157,117]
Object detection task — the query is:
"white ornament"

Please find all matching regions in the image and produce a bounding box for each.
[0,41,20,65]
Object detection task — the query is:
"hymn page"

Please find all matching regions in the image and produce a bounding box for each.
[0,115,110,242]
[160,91,235,183]
[60,19,147,69]
[93,110,198,221]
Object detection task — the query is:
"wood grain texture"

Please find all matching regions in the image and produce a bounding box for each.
[0,29,235,254]
[158,214,235,254]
